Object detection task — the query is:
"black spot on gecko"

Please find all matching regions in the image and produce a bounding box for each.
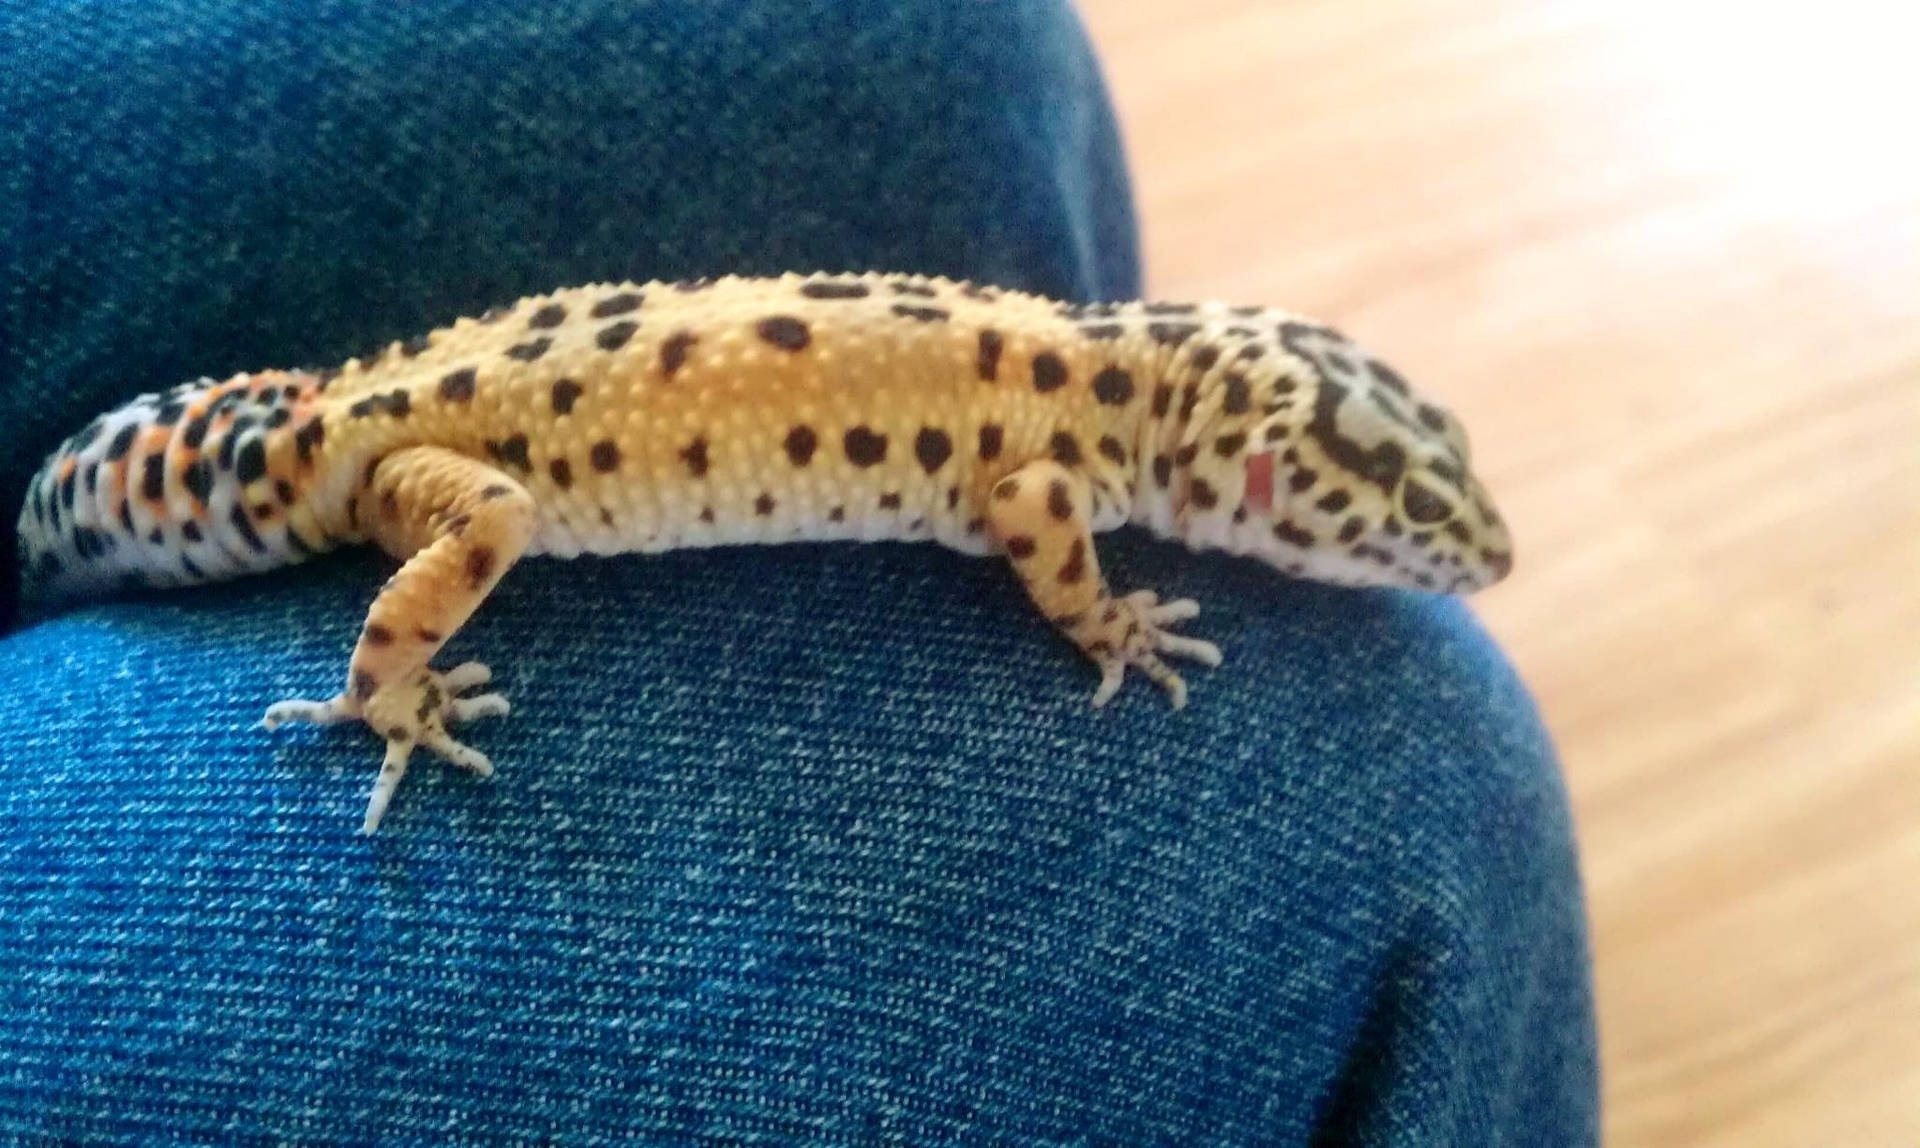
[890,280,937,298]
[878,492,902,510]
[757,316,810,351]
[549,458,573,488]
[1145,302,1198,315]
[527,303,567,329]
[1149,322,1200,347]
[353,671,378,701]
[1046,480,1073,520]
[294,419,325,464]
[183,459,214,504]
[153,400,186,426]
[1091,366,1134,405]
[591,292,643,318]
[181,520,202,543]
[977,330,1004,381]
[1080,323,1125,341]
[801,280,869,299]
[506,337,552,362]
[891,304,948,323]
[1152,454,1172,487]
[660,330,698,379]
[232,437,268,485]
[229,502,267,552]
[1189,345,1222,373]
[439,368,477,402]
[977,424,1004,460]
[551,378,582,414]
[844,426,888,467]
[590,441,621,473]
[400,333,432,357]
[1274,521,1316,548]
[1315,489,1352,514]
[1005,534,1037,560]
[785,426,818,466]
[1049,432,1081,466]
[596,320,638,351]
[1098,435,1127,466]
[1289,468,1317,493]
[466,545,497,588]
[1338,517,1366,545]
[1190,478,1219,510]
[363,623,394,647]
[755,493,776,516]
[416,682,442,724]
[1214,432,1246,457]
[914,427,951,473]
[1222,374,1251,415]
[182,412,212,450]
[107,423,139,461]
[680,438,708,477]
[1057,539,1087,584]
[1031,352,1069,393]
[1371,360,1411,396]
[487,436,531,472]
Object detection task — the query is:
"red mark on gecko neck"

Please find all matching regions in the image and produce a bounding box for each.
[1244,451,1274,513]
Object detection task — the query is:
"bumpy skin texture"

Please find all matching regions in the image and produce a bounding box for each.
[16,272,1514,830]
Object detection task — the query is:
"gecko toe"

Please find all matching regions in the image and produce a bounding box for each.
[261,697,351,730]
[450,693,511,722]
[439,661,493,694]
[422,731,495,777]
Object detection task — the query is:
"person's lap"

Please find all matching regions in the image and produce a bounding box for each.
[0,0,1595,1141]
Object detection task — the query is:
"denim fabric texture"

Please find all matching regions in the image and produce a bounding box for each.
[0,0,1599,1143]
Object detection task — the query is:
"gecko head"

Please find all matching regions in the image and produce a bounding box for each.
[1231,320,1514,594]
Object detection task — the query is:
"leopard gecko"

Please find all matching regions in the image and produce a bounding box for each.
[16,272,1514,832]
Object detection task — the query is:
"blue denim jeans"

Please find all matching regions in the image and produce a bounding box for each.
[0,1,1597,1142]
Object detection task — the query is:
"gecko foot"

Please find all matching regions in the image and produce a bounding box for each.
[262,661,510,833]
[1076,590,1223,710]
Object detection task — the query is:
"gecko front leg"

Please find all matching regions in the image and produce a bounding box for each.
[262,446,535,832]
[984,460,1222,708]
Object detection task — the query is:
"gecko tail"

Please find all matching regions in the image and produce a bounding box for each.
[16,369,338,610]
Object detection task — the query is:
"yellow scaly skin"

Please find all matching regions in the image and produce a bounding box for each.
[16,272,1514,831]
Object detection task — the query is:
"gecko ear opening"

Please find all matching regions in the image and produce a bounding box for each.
[1244,451,1275,514]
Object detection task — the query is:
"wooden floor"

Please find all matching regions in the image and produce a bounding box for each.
[1075,1,1920,1143]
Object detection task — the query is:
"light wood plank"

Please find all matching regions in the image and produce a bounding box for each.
[1075,1,1920,1143]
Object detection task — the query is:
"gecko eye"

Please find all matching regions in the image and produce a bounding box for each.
[1397,473,1459,526]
